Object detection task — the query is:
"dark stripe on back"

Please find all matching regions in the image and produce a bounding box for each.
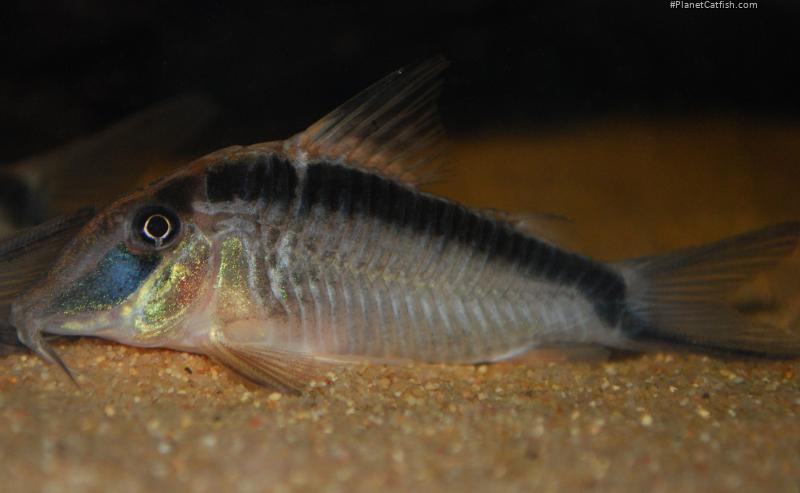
[300,162,628,326]
[205,153,297,206]
[154,175,201,214]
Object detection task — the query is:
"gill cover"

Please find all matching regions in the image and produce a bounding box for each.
[10,177,210,380]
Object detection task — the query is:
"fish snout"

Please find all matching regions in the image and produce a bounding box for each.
[11,299,77,382]
[10,297,45,343]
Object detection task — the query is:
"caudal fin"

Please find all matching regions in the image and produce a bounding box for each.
[616,222,800,356]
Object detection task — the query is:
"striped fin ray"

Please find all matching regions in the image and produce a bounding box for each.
[289,57,450,187]
[618,222,800,355]
[207,327,331,394]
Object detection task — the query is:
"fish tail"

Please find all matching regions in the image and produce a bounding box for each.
[615,222,800,356]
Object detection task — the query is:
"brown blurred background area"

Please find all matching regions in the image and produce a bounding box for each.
[2,1,799,158]
[2,1,799,243]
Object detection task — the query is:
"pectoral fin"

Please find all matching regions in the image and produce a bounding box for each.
[206,330,330,394]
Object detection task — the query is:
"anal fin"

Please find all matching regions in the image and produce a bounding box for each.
[206,330,330,394]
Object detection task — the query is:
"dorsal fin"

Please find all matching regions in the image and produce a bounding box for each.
[287,57,450,187]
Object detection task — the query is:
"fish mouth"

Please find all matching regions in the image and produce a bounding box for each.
[9,298,108,384]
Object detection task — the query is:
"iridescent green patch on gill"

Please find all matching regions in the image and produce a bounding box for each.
[55,244,160,314]
[215,235,258,322]
[131,233,211,339]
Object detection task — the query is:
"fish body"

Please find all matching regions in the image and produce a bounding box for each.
[6,58,800,392]
[19,144,625,359]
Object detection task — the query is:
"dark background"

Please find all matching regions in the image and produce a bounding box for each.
[1,1,798,162]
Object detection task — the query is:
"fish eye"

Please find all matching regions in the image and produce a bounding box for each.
[144,214,171,240]
[133,206,181,249]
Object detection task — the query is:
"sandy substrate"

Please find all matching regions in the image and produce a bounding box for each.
[2,118,799,492]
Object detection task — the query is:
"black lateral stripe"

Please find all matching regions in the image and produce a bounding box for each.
[299,161,627,325]
[505,230,524,262]
[456,208,478,244]
[518,237,539,274]
[492,226,511,258]
[319,164,339,211]
[483,220,503,258]
[206,159,249,202]
[369,173,385,218]
[205,153,297,206]
[352,169,373,215]
[526,239,550,277]
[371,173,391,221]
[264,154,298,207]
[242,158,266,202]
[387,178,408,225]
[396,187,414,228]
[436,201,455,240]
[474,217,494,252]
[299,162,321,214]
[453,206,468,243]
[336,166,354,213]
[573,262,627,325]
[413,194,436,233]
[587,274,627,326]
[557,252,586,285]
[154,175,201,214]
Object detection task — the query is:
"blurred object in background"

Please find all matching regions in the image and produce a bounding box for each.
[0,93,218,235]
[3,2,799,153]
